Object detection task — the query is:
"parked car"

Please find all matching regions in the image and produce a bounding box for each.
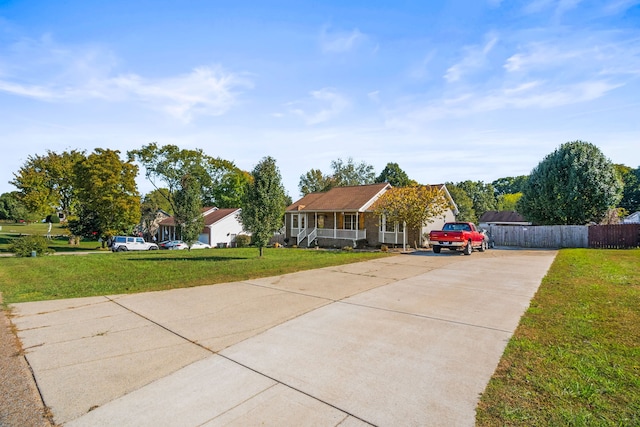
[110,236,159,252]
[170,240,212,250]
[159,240,183,250]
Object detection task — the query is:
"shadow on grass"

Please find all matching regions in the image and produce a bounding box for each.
[125,255,249,262]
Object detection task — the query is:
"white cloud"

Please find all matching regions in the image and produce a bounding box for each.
[320,26,366,53]
[289,88,350,125]
[0,36,251,122]
[444,33,499,82]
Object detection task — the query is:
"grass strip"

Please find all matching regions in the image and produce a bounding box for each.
[0,248,392,304]
[476,249,640,426]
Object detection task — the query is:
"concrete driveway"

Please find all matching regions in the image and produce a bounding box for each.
[10,248,556,426]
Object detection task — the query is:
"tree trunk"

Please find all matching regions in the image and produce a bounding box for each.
[259,246,264,257]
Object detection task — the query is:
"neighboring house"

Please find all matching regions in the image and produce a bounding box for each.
[285,183,458,248]
[143,209,171,241]
[158,207,247,247]
[622,211,640,224]
[479,211,531,229]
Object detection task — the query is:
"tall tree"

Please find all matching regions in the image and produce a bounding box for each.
[0,192,32,222]
[446,183,476,223]
[375,162,414,187]
[518,141,622,225]
[128,143,247,210]
[373,186,450,250]
[496,193,523,211]
[173,174,204,249]
[492,176,528,196]
[331,157,375,187]
[299,168,333,196]
[240,156,287,257]
[617,165,640,213]
[69,149,141,242]
[10,149,85,218]
[298,157,375,196]
[455,180,497,220]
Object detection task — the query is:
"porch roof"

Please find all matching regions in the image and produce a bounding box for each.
[287,183,391,213]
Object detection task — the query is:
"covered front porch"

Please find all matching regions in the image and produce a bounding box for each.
[289,211,368,247]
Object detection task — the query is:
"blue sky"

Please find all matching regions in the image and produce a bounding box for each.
[1,0,639,199]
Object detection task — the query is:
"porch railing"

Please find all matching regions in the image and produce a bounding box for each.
[316,229,366,240]
[297,227,307,245]
[379,231,405,244]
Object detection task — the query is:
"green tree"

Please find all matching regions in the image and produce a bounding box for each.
[375,162,415,187]
[496,193,523,211]
[240,156,287,257]
[331,157,375,186]
[0,192,31,222]
[10,149,85,218]
[128,143,247,210]
[455,180,496,220]
[492,176,528,196]
[299,169,333,196]
[70,149,141,243]
[446,184,476,223]
[373,185,450,250]
[617,165,640,213]
[518,141,623,225]
[173,174,204,249]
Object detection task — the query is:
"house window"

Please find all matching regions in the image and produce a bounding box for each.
[292,214,305,229]
[344,213,357,230]
[379,215,396,232]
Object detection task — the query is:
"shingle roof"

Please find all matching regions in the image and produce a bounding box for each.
[287,183,391,212]
[158,207,240,226]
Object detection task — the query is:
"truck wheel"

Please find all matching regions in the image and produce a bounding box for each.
[117,246,128,252]
[479,240,487,252]
[463,240,472,255]
[432,245,441,254]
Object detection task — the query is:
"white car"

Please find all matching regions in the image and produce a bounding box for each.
[111,236,159,252]
[170,241,212,250]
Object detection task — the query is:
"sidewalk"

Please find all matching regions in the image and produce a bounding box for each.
[10,249,557,426]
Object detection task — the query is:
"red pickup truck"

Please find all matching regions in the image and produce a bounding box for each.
[429,222,487,255]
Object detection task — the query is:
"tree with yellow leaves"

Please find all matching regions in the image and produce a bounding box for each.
[373,186,450,250]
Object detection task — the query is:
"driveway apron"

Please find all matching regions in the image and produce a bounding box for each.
[10,249,556,426]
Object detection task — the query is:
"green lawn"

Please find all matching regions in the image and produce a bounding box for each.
[0,247,392,304]
[0,221,103,252]
[476,249,640,426]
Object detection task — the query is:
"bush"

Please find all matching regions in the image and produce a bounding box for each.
[46,214,61,224]
[9,235,54,257]
[234,234,251,248]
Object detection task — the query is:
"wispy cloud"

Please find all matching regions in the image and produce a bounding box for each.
[444,32,499,82]
[288,88,350,125]
[0,35,251,122]
[319,26,366,53]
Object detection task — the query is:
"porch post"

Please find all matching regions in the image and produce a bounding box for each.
[333,212,337,238]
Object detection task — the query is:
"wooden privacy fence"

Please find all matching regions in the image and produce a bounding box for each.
[488,225,588,248]
[589,224,640,249]
[488,224,640,249]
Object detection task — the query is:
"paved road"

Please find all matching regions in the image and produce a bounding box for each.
[10,248,556,426]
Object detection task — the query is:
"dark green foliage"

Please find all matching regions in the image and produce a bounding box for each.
[492,175,528,196]
[0,192,30,222]
[617,165,640,213]
[241,157,287,256]
[234,234,251,248]
[375,162,414,187]
[46,213,61,224]
[453,180,496,221]
[173,174,204,248]
[446,184,477,223]
[9,235,54,257]
[298,157,375,196]
[518,141,623,225]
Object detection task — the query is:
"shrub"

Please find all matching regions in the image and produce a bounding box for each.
[380,244,389,252]
[46,213,61,224]
[9,235,54,257]
[342,246,354,251]
[235,234,251,248]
